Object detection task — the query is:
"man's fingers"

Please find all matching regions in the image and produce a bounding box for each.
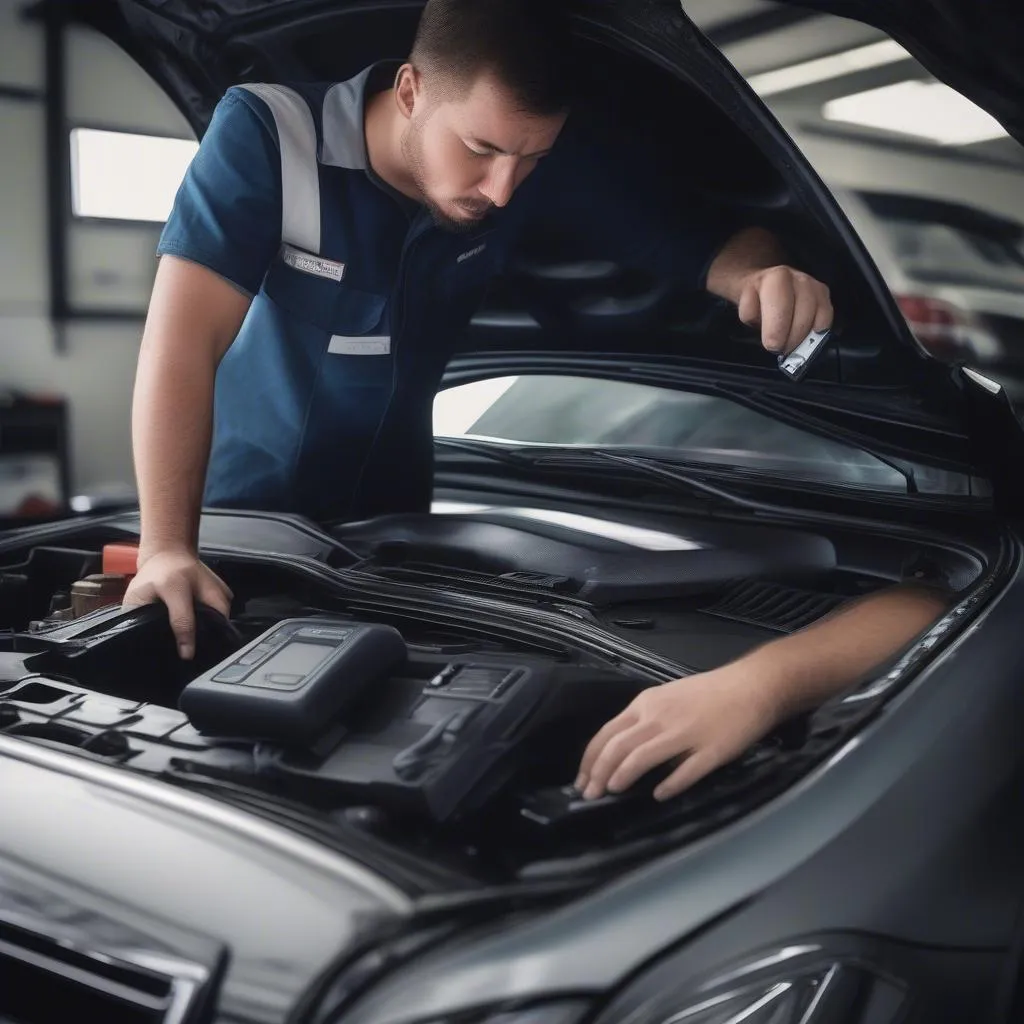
[786,284,818,353]
[576,710,635,787]
[582,720,658,799]
[737,282,761,329]
[759,270,795,353]
[121,580,156,608]
[198,578,233,620]
[160,583,198,660]
[212,573,234,603]
[607,733,688,794]
[653,750,718,801]
[813,290,834,332]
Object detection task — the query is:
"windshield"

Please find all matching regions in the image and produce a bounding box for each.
[433,375,973,495]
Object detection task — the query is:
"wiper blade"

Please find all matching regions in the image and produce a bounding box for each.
[585,450,783,512]
[436,437,786,512]
[438,436,918,501]
[434,436,540,466]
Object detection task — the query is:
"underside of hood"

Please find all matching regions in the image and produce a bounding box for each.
[46,0,1024,507]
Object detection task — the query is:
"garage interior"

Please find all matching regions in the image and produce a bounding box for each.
[1,0,1023,521]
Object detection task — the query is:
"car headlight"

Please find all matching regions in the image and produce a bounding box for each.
[313,995,591,1024]
[593,940,908,1024]
[654,961,903,1023]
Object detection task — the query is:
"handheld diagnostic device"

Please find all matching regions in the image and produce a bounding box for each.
[778,327,831,382]
[179,618,407,743]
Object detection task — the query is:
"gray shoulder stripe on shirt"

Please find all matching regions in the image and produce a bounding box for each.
[321,73,370,171]
[238,83,321,255]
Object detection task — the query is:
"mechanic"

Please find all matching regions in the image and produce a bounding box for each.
[576,583,950,801]
[124,0,833,658]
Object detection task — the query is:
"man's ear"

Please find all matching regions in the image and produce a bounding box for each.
[395,63,420,121]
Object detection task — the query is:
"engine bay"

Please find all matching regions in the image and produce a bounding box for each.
[0,507,986,887]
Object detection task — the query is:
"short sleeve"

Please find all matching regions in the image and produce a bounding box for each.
[157,89,283,295]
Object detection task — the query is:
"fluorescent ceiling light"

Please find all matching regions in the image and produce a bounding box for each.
[70,128,198,221]
[823,80,1009,145]
[748,39,910,97]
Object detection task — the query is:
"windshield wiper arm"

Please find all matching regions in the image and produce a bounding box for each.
[584,450,786,512]
[438,436,917,500]
[438,437,791,512]
[434,436,540,466]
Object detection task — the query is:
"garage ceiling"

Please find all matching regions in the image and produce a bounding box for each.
[682,0,1024,169]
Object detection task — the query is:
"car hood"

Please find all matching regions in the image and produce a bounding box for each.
[56,0,1024,509]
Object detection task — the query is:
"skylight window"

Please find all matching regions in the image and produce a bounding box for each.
[822,80,1008,146]
[747,40,910,97]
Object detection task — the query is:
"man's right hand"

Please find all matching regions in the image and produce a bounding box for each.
[127,256,248,660]
[123,549,233,660]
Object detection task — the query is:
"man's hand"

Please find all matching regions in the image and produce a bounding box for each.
[122,548,233,660]
[575,667,778,803]
[130,256,249,655]
[705,226,833,355]
[575,585,948,804]
[736,264,833,355]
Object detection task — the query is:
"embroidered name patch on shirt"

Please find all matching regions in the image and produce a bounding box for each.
[282,243,346,282]
[328,336,391,355]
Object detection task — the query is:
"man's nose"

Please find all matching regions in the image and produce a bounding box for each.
[478,158,518,208]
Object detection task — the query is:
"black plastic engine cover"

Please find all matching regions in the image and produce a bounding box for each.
[335,509,837,605]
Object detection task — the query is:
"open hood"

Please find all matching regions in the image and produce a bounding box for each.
[51,0,1024,508]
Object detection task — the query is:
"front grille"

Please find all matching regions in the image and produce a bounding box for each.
[0,913,208,1024]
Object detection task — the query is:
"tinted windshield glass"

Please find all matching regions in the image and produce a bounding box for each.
[433,376,971,494]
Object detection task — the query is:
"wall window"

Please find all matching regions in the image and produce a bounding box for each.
[70,127,197,222]
[47,23,199,322]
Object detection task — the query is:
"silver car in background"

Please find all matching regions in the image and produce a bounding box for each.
[835,188,1024,402]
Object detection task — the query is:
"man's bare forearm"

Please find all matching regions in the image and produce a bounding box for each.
[702,226,833,353]
[739,586,950,724]
[132,343,216,560]
[705,226,787,304]
[132,257,250,563]
[577,584,949,800]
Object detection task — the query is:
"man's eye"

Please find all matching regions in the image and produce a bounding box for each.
[465,143,489,157]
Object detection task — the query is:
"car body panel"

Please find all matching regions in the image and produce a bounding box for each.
[5,4,1024,1022]
[0,734,410,1024]
[330,562,1024,1024]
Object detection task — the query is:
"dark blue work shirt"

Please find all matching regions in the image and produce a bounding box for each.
[157,63,732,521]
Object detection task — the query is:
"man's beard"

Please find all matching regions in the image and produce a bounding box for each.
[401,122,493,234]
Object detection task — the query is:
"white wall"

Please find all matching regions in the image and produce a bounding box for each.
[0,0,194,495]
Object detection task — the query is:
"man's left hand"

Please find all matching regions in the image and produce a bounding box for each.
[737,264,833,355]
[574,666,782,803]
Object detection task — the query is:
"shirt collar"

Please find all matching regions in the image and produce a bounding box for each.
[320,61,400,166]
[320,61,420,216]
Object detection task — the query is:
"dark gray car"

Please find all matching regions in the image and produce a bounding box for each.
[3,2,1024,1023]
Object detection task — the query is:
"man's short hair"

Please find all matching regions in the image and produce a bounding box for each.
[411,0,572,116]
